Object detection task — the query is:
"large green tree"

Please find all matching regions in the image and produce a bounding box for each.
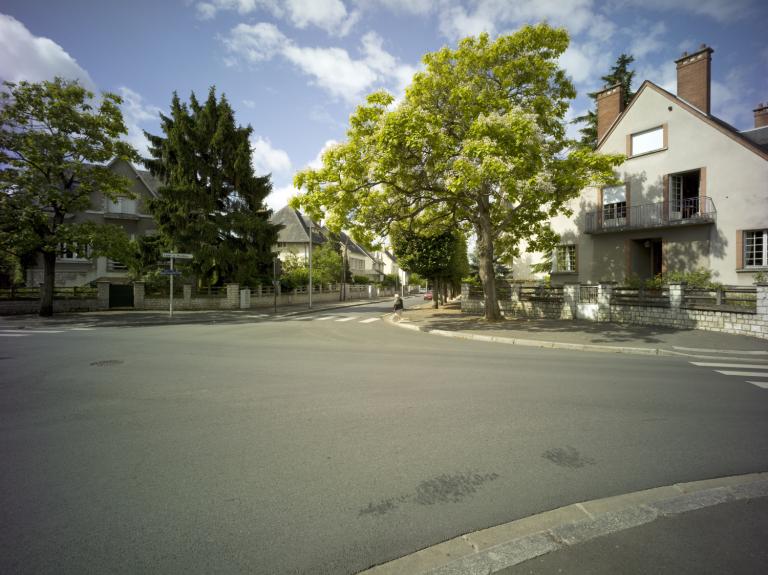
[0,78,138,316]
[144,88,279,287]
[573,54,636,149]
[294,25,623,320]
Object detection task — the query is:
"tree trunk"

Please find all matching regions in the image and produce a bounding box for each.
[432,276,439,308]
[476,198,501,321]
[40,250,56,317]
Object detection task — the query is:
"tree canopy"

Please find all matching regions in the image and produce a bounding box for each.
[0,78,138,315]
[293,24,623,320]
[573,54,636,149]
[144,87,279,287]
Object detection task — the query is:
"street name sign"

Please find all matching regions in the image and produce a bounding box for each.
[160,269,182,276]
[162,252,193,259]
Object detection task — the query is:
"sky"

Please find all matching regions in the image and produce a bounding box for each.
[1,0,766,212]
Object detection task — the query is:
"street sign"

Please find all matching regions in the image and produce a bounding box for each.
[160,269,182,276]
[162,252,193,259]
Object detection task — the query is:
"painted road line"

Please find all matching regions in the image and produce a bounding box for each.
[0,329,64,334]
[746,381,768,389]
[0,333,29,337]
[335,317,357,322]
[359,318,380,324]
[715,370,768,377]
[316,316,337,321]
[69,327,95,331]
[246,314,268,319]
[674,346,768,355]
[291,317,313,321]
[691,362,768,369]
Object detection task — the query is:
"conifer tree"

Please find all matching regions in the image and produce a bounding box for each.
[144,88,279,286]
[573,54,636,148]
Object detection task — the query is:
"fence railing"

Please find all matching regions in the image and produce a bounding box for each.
[684,286,756,312]
[0,286,98,300]
[519,285,564,301]
[611,286,670,307]
[579,285,598,304]
[585,196,716,233]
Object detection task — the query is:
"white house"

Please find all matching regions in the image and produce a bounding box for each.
[526,45,768,286]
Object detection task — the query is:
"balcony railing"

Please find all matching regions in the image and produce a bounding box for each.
[585,196,716,234]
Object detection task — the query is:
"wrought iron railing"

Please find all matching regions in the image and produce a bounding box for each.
[585,196,716,233]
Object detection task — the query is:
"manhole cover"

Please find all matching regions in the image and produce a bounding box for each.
[89,359,124,367]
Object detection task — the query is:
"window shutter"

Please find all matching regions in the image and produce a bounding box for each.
[574,245,579,273]
[736,230,743,269]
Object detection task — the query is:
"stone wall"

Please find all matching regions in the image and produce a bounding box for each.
[0,299,101,315]
[462,282,768,340]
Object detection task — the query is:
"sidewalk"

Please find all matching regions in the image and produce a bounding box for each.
[388,301,768,356]
[0,297,392,329]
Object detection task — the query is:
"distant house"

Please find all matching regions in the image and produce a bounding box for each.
[519,45,768,286]
[25,158,159,287]
[269,205,386,283]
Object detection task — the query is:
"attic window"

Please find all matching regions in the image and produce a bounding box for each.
[630,125,666,156]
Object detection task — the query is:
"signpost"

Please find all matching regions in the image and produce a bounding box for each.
[161,253,193,318]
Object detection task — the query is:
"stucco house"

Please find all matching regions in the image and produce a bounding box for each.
[529,45,768,286]
[25,158,159,287]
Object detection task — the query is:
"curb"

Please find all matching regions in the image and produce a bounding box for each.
[384,312,706,358]
[358,472,768,575]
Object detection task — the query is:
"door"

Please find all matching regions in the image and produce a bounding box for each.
[108,284,134,308]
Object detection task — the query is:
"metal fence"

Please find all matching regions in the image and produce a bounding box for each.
[611,287,670,307]
[579,285,598,303]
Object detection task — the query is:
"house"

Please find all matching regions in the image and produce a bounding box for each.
[269,206,385,282]
[534,45,768,286]
[377,249,409,287]
[25,158,159,287]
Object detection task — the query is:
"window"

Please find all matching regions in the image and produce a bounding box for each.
[602,185,627,227]
[631,126,665,156]
[58,243,91,260]
[744,230,767,268]
[349,258,365,270]
[554,245,577,272]
[106,196,137,214]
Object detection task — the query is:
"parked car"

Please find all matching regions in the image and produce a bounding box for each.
[423,291,433,301]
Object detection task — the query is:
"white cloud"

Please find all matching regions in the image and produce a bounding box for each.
[223,22,288,62]
[0,14,95,88]
[196,0,359,35]
[117,87,162,159]
[224,23,417,104]
[353,0,435,15]
[628,21,667,59]
[266,184,300,211]
[251,136,292,176]
[242,99,256,108]
[309,139,339,169]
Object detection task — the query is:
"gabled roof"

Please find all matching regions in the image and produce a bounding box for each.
[270,206,326,244]
[597,80,768,161]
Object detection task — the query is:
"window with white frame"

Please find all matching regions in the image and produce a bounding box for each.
[744,230,767,268]
[554,245,577,272]
[349,258,366,270]
[631,126,665,156]
[602,185,627,226]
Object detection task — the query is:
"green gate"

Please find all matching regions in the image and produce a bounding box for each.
[108,284,134,308]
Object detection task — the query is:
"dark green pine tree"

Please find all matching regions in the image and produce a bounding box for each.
[573,54,636,149]
[143,87,279,286]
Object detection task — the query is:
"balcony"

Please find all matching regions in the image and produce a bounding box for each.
[584,196,716,234]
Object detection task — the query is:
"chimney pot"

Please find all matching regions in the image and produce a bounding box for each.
[754,101,768,128]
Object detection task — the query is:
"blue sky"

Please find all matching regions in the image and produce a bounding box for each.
[1,1,766,211]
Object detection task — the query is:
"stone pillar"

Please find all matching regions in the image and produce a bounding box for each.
[97,280,110,310]
[756,283,768,321]
[226,283,239,309]
[597,282,613,323]
[563,283,578,319]
[239,288,251,309]
[668,282,686,308]
[133,281,145,310]
[183,284,192,304]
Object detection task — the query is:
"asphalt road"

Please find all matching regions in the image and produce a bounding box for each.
[2,297,768,574]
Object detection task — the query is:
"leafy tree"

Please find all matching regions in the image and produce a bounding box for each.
[572,54,636,149]
[0,78,138,316]
[144,87,279,288]
[293,25,622,320]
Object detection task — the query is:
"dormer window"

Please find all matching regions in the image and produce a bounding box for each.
[629,125,667,157]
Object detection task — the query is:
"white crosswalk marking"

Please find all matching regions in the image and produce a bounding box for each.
[246,314,268,319]
[1,329,64,334]
[0,333,29,337]
[691,362,768,369]
[316,316,337,321]
[714,370,768,378]
[746,381,768,389]
[335,317,357,322]
[359,318,380,324]
[676,346,768,355]
[292,317,313,321]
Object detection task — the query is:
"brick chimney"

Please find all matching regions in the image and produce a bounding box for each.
[754,102,768,128]
[596,83,624,143]
[675,44,714,114]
